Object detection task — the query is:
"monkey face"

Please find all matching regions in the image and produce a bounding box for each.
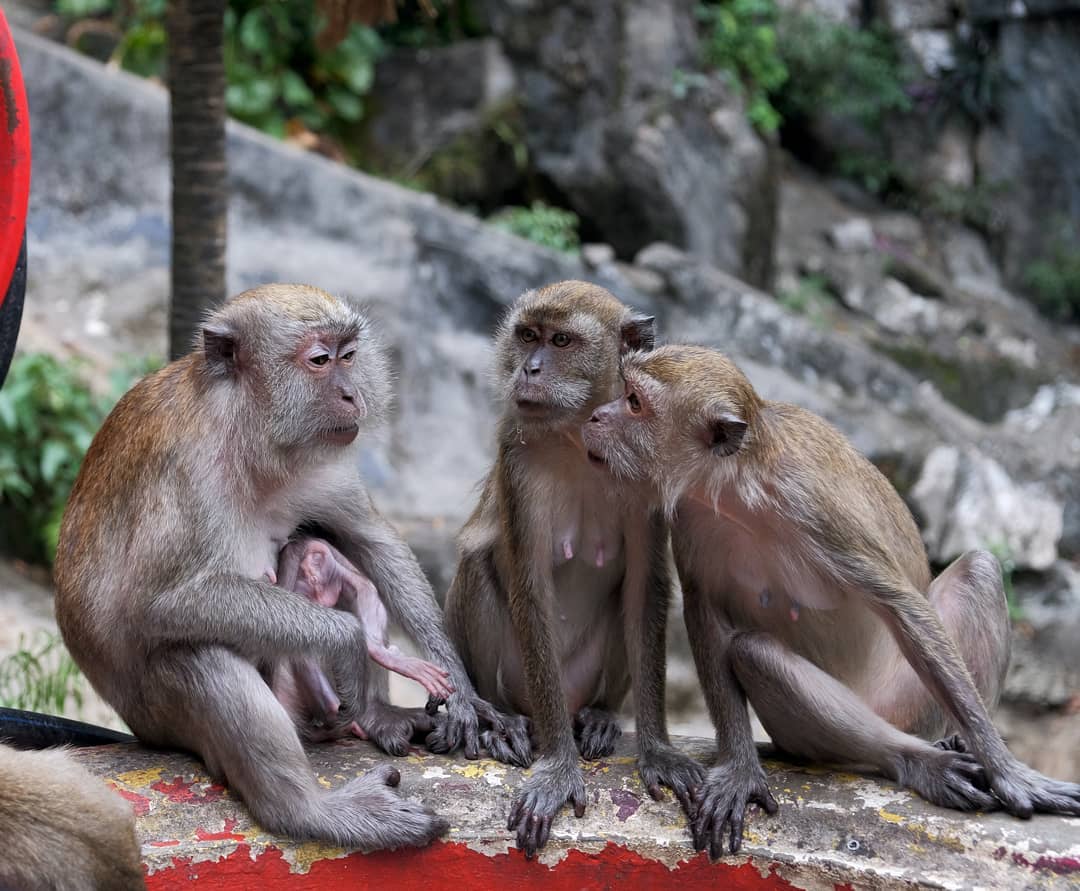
[201,285,392,450]
[582,363,664,483]
[495,282,656,431]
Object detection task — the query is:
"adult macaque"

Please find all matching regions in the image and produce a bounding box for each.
[0,743,144,890]
[443,281,704,858]
[272,536,454,742]
[54,284,495,849]
[583,344,1080,858]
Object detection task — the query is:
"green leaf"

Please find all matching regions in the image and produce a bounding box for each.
[0,392,15,431]
[238,9,273,56]
[39,440,70,485]
[57,0,113,18]
[326,86,364,122]
[281,70,315,109]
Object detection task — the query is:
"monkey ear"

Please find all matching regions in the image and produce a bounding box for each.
[707,412,747,457]
[202,323,240,376]
[620,314,656,354]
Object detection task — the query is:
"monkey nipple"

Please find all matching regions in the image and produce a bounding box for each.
[595,546,605,569]
[562,539,574,561]
[789,602,800,622]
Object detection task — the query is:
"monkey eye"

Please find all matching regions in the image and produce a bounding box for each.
[627,391,642,414]
[552,332,571,348]
[518,328,539,343]
[309,354,331,367]
[340,349,356,363]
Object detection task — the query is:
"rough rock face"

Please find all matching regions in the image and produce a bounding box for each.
[363,39,521,206]
[910,446,1063,571]
[972,14,1080,286]
[482,0,778,288]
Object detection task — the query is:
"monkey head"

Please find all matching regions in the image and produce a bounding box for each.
[495,280,655,432]
[198,284,391,450]
[583,345,762,508]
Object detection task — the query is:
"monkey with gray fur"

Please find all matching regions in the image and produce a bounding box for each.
[271,536,454,742]
[583,344,1080,859]
[443,281,705,858]
[0,743,144,890]
[54,284,497,850]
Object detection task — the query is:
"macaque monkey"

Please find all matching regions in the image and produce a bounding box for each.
[54,284,497,850]
[0,743,144,890]
[271,536,454,740]
[444,281,704,858]
[583,344,1080,858]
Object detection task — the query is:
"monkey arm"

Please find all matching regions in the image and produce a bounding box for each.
[320,492,485,757]
[681,569,777,857]
[144,572,369,711]
[858,561,1080,818]
[624,513,703,816]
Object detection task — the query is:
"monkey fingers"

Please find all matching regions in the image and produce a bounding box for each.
[988,758,1080,818]
[573,707,622,760]
[690,763,778,858]
[506,758,587,859]
[894,747,996,812]
[360,702,435,757]
[371,647,454,700]
[470,697,533,766]
[638,744,706,818]
[424,691,481,760]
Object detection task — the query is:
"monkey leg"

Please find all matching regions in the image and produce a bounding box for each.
[573,706,622,760]
[867,550,1010,741]
[369,643,454,700]
[137,646,447,849]
[728,632,997,812]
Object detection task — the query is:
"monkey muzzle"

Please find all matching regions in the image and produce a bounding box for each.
[322,424,360,446]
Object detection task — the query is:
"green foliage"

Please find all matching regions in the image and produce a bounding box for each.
[54,0,383,143]
[777,274,834,326]
[377,0,488,47]
[1022,220,1080,323]
[697,0,788,132]
[0,353,156,566]
[489,202,581,254]
[987,544,1024,623]
[0,631,85,715]
[774,13,911,131]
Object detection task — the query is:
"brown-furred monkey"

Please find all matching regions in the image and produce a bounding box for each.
[271,536,454,743]
[54,284,496,851]
[583,344,1080,859]
[443,281,704,858]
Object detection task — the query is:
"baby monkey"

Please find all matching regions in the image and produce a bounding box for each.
[272,536,454,740]
[584,345,1080,859]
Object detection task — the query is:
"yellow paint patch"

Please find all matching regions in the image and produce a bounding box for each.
[877,809,904,824]
[451,763,493,779]
[316,776,332,789]
[115,767,166,788]
[289,840,347,873]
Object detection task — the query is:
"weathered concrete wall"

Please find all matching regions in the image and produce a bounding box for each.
[73,736,1080,889]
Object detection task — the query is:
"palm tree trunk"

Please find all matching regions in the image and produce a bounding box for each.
[167,0,227,360]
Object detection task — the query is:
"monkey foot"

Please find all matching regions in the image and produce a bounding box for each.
[988,757,1080,818]
[933,734,967,753]
[573,707,621,760]
[361,703,435,757]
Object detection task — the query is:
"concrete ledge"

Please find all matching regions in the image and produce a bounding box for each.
[70,735,1080,889]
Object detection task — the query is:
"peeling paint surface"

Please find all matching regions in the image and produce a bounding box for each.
[72,737,1080,889]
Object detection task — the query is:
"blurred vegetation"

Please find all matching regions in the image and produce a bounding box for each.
[489,202,581,254]
[777,273,835,327]
[1023,219,1080,322]
[0,354,159,566]
[0,631,86,715]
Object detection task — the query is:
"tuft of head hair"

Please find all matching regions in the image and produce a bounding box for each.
[511,280,630,328]
[632,345,761,423]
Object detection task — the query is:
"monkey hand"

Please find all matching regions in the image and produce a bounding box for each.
[986,755,1080,818]
[893,745,996,812]
[639,744,705,819]
[506,756,587,859]
[469,698,533,767]
[690,761,778,858]
[424,691,482,759]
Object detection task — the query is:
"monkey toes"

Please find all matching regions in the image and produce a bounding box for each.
[361,703,435,757]
[989,758,1080,818]
[573,707,621,760]
[334,766,449,850]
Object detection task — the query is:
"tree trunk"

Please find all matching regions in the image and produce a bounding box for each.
[167,0,227,360]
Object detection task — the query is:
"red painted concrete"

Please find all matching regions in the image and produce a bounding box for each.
[144,840,808,890]
[0,8,31,307]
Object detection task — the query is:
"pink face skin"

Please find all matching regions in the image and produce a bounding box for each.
[295,335,366,446]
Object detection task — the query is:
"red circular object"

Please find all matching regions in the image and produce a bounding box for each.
[0,8,31,310]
